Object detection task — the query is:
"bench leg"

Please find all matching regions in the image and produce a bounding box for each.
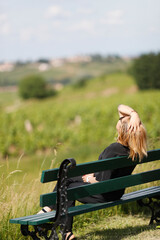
[21,224,53,240]
[48,158,76,240]
[137,197,160,225]
[21,225,40,240]
[47,223,66,240]
[21,159,76,240]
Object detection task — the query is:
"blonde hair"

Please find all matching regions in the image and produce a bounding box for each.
[117,121,147,161]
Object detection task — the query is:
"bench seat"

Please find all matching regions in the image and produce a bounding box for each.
[10,186,160,226]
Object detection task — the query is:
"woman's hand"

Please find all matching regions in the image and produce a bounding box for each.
[82,173,98,184]
[128,111,141,132]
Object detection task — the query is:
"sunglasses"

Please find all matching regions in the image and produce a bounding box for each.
[119,116,126,121]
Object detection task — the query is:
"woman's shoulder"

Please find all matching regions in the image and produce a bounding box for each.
[109,142,129,153]
[98,142,118,159]
[109,142,128,149]
[100,142,119,153]
[99,142,129,160]
[106,142,124,151]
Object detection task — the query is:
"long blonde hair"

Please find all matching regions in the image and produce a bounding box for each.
[117,121,147,161]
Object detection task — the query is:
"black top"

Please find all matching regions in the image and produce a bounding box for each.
[95,142,136,201]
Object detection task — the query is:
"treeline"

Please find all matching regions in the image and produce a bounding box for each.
[130,52,160,89]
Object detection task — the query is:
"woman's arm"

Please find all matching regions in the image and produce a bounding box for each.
[118,104,137,117]
[118,104,141,132]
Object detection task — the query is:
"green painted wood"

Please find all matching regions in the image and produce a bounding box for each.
[40,168,160,207]
[67,186,160,217]
[29,212,56,225]
[9,211,56,224]
[20,212,56,225]
[9,214,39,224]
[19,212,56,225]
[10,212,56,225]
[10,186,160,225]
[41,149,160,183]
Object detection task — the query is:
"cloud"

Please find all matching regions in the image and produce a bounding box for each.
[149,26,159,33]
[0,14,7,22]
[45,5,71,18]
[19,25,52,43]
[20,28,34,41]
[78,8,94,15]
[0,13,10,35]
[100,10,124,25]
[68,20,96,34]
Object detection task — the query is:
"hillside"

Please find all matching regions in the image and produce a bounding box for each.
[0,72,159,162]
[0,56,130,86]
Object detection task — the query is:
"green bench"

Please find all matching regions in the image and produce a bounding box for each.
[10,149,160,239]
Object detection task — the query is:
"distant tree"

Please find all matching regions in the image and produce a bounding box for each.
[15,61,26,66]
[73,75,93,89]
[130,53,160,89]
[19,75,56,99]
[90,54,103,62]
[37,59,49,64]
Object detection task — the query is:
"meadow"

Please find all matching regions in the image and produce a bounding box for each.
[0,72,160,239]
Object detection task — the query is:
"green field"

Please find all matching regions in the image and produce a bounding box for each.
[0,71,160,239]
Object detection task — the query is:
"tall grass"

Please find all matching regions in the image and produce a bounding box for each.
[0,154,56,240]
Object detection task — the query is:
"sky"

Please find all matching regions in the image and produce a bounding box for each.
[0,0,160,62]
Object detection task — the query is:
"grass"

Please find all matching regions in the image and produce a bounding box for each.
[0,71,159,239]
[75,215,160,240]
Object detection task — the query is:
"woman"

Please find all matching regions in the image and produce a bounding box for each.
[38,104,147,240]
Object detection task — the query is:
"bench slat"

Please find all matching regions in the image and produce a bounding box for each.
[19,211,56,225]
[10,186,160,226]
[40,168,160,207]
[68,186,160,217]
[41,149,160,183]
[10,211,56,224]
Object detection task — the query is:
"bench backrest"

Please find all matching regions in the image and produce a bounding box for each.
[40,149,160,207]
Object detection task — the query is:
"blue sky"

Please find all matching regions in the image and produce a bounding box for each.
[0,0,160,61]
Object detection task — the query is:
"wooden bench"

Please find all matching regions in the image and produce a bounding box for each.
[10,149,160,239]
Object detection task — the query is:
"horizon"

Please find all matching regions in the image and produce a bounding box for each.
[0,52,143,64]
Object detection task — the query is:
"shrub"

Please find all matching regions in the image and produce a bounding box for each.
[130,52,160,89]
[73,75,93,89]
[19,75,56,99]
